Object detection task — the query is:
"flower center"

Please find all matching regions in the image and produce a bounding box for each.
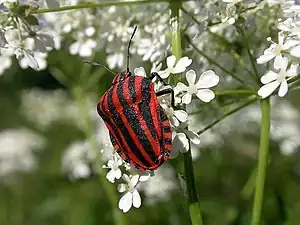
[187,84,198,94]
[277,70,288,82]
[128,185,135,193]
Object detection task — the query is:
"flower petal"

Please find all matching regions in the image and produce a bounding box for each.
[182,94,192,104]
[139,171,151,182]
[278,79,288,97]
[167,55,176,68]
[260,71,277,84]
[24,52,39,70]
[196,89,215,102]
[159,70,169,79]
[106,169,116,183]
[130,174,140,187]
[174,110,188,122]
[184,130,201,145]
[134,67,146,77]
[122,174,131,184]
[196,70,219,88]
[132,189,141,208]
[174,133,189,152]
[170,116,179,127]
[274,55,284,70]
[277,56,289,71]
[119,192,133,213]
[287,63,298,76]
[290,45,300,58]
[173,57,192,73]
[256,53,275,64]
[257,80,280,98]
[176,82,188,92]
[185,70,196,85]
[115,168,122,179]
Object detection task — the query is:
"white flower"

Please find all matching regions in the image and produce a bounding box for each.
[118,174,141,213]
[69,39,97,57]
[14,48,39,70]
[159,55,192,79]
[258,57,298,98]
[62,141,95,180]
[176,70,219,104]
[161,104,188,127]
[102,153,123,183]
[29,31,55,53]
[0,128,45,181]
[257,33,298,67]
[19,52,47,70]
[170,122,201,158]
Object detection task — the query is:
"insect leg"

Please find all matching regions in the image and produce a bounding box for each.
[156,88,175,109]
[149,72,168,86]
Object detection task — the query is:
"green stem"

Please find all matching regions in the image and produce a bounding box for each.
[33,0,174,14]
[251,98,271,225]
[186,38,247,85]
[170,3,203,225]
[215,90,257,97]
[197,96,258,135]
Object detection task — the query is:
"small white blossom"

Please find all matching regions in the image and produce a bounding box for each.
[29,31,55,53]
[258,57,298,98]
[102,153,123,183]
[69,39,97,57]
[118,174,141,213]
[171,122,201,158]
[14,48,39,70]
[257,33,297,68]
[176,70,219,104]
[161,104,188,127]
[159,55,192,79]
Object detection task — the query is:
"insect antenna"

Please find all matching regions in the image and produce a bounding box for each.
[83,60,115,75]
[126,25,138,73]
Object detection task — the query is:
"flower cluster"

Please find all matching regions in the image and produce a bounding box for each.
[256,11,300,98]
[0,0,58,72]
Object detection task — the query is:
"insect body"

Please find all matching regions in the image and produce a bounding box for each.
[97,71,173,170]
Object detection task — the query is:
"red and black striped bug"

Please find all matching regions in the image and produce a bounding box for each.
[87,26,174,170]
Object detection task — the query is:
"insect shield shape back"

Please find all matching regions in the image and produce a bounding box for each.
[96,26,173,170]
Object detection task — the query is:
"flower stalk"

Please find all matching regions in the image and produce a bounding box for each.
[251,98,271,225]
[170,2,203,225]
[33,0,175,14]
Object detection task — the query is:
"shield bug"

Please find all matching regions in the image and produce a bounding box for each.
[88,26,174,170]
